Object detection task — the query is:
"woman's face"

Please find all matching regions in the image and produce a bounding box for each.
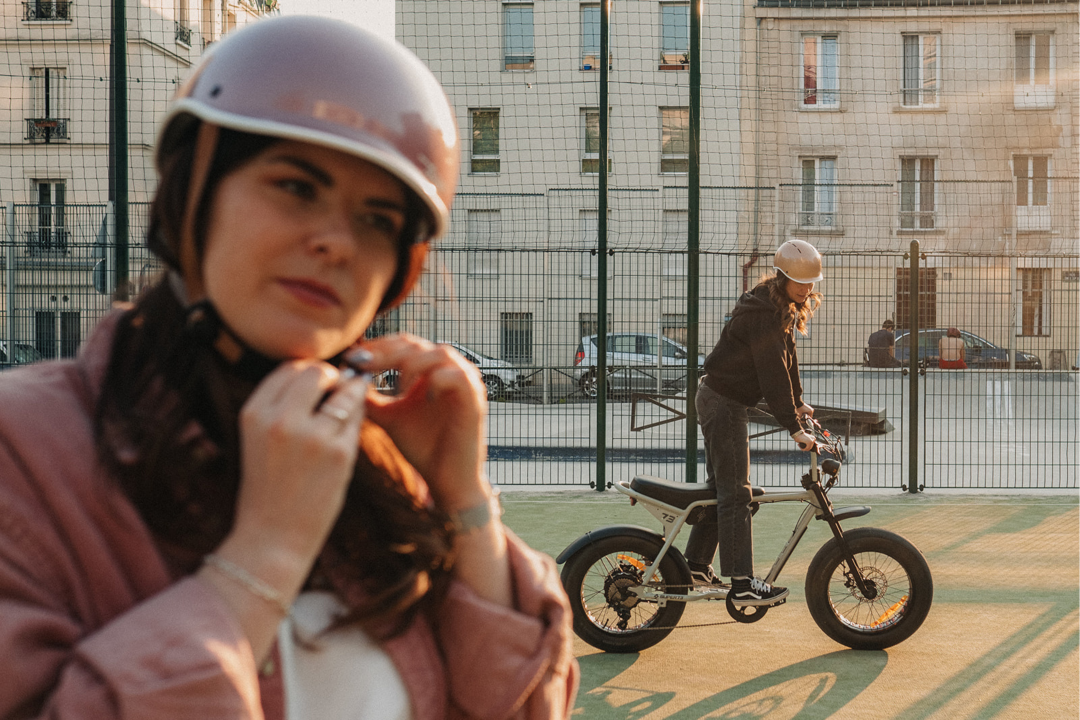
[200,140,408,359]
[785,278,814,305]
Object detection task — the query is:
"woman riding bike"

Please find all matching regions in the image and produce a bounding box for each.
[683,239,824,607]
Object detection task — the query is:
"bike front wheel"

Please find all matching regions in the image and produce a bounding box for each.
[805,527,933,650]
[560,534,689,653]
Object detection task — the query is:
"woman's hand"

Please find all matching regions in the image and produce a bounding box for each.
[796,403,814,418]
[201,361,370,661]
[357,334,491,511]
[231,361,369,567]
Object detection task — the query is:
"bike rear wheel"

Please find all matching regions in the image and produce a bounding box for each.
[805,527,933,650]
[560,535,689,653]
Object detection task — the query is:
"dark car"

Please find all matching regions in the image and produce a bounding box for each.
[893,329,1042,369]
[0,342,42,366]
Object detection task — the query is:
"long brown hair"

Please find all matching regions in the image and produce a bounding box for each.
[759,272,823,336]
[95,124,453,636]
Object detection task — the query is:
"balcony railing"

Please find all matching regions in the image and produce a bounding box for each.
[799,211,837,229]
[899,211,937,230]
[175,21,193,46]
[25,118,69,142]
[24,228,71,257]
[23,1,72,21]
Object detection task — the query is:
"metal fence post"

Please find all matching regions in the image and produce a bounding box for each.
[5,203,14,352]
[908,240,920,494]
[686,0,702,482]
[595,0,610,491]
[111,0,129,301]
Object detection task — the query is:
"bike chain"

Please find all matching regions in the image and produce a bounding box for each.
[626,582,741,631]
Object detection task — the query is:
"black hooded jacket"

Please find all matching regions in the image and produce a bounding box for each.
[701,284,804,435]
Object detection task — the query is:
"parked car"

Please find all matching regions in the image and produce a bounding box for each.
[574,333,705,397]
[443,342,528,400]
[0,341,42,366]
[891,328,1042,369]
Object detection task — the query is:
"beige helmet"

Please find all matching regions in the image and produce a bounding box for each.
[773,239,824,283]
[155,15,460,310]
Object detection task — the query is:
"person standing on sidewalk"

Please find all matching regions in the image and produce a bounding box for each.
[683,239,823,607]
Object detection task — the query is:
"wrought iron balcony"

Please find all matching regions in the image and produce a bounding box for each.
[25,118,69,142]
[24,228,71,257]
[175,21,193,46]
[23,1,72,21]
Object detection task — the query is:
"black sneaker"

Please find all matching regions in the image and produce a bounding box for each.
[690,566,727,588]
[730,577,788,606]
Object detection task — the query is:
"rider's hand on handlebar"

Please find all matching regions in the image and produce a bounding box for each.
[792,430,816,452]
[796,403,814,418]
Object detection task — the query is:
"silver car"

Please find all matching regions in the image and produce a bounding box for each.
[573,333,704,398]
[443,342,527,400]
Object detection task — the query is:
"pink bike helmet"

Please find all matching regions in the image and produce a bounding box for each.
[155,15,460,310]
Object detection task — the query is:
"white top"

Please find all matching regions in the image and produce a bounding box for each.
[277,591,412,720]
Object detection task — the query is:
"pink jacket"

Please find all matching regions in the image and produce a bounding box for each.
[0,314,578,719]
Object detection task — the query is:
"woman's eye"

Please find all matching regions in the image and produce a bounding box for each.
[277,178,316,200]
[357,212,401,238]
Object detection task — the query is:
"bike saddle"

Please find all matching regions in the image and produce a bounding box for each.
[629,475,764,523]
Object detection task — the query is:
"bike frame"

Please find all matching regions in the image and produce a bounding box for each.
[621,446,869,605]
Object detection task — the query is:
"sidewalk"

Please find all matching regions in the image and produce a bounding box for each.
[501,488,1080,719]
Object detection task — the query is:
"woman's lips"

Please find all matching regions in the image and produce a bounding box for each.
[278,278,341,308]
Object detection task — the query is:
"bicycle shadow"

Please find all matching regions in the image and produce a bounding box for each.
[575,650,887,719]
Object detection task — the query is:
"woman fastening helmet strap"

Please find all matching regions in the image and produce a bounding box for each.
[0,16,578,720]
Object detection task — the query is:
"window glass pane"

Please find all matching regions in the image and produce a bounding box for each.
[1032,156,1048,205]
[472,110,498,155]
[581,5,599,62]
[501,312,533,364]
[1015,155,1030,206]
[1034,34,1050,84]
[819,158,836,213]
[922,36,938,101]
[661,109,688,155]
[584,109,599,153]
[661,3,689,61]
[803,37,817,103]
[802,159,816,212]
[903,35,919,104]
[1016,34,1031,83]
[820,36,837,103]
[503,5,534,69]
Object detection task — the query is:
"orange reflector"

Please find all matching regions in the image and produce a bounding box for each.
[617,554,645,570]
[873,595,908,627]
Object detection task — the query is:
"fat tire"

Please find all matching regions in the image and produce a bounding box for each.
[561,534,689,653]
[805,527,933,650]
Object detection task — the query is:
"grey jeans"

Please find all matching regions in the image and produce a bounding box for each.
[683,382,755,578]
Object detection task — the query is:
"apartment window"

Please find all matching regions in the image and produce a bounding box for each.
[503,2,534,70]
[899,157,936,230]
[470,109,500,174]
[24,1,73,21]
[660,2,689,67]
[466,210,500,276]
[579,312,612,340]
[175,0,192,45]
[581,4,600,70]
[660,107,689,174]
[501,312,533,364]
[27,68,68,142]
[661,313,688,346]
[1018,269,1050,337]
[34,310,80,359]
[902,34,938,107]
[895,268,938,331]
[1015,33,1053,108]
[582,109,599,174]
[1015,155,1051,232]
[799,157,837,229]
[29,180,68,256]
[662,210,687,277]
[802,35,838,108]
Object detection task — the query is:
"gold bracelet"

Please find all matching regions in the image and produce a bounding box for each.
[203,554,291,616]
[447,490,503,534]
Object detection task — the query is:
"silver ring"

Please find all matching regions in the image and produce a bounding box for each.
[319,405,350,422]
